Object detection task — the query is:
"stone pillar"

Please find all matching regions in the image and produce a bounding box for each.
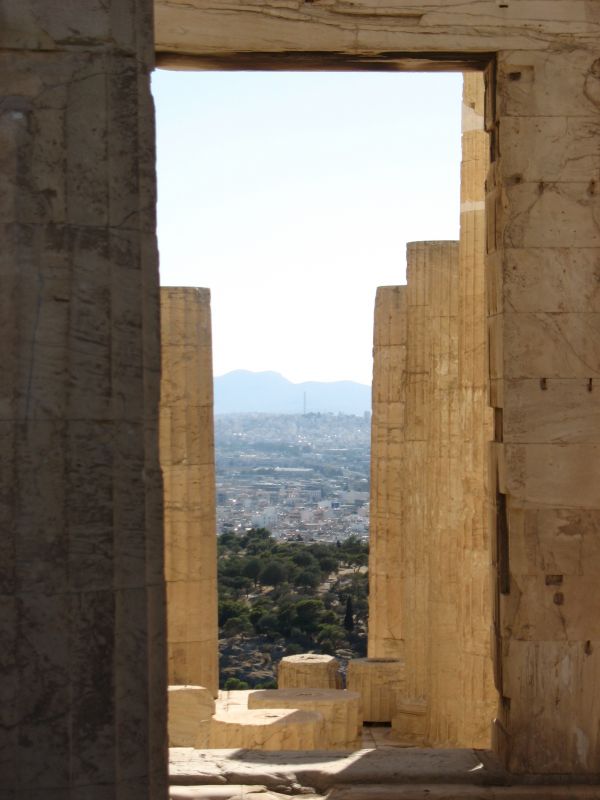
[402,240,434,710]
[368,286,407,660]
[0,2,167,798]
[424,240,460,747]
[160,287,218,697]
[385,242,462,746]
[456,72,496,748]
[488,50,600,773]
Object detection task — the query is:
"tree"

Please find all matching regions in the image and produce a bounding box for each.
[294,568,320,591]
[316,624,348,653]
[242,556,262,586]
[344,596,354,632]
[294,598,324,634]
[259,561,286,587]
[292,550,319,569]
[243,527,274,555]
[318,555,338,575]
[224,677,250,690]
[222,616,253,637]
[219,599,248,627]
[255,613,280,638]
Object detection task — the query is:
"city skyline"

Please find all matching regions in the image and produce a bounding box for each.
[153,70,462,385]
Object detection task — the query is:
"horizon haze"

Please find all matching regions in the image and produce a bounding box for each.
[214,369,371,416]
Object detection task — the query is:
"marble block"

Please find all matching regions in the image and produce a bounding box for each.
[169,685,215,748]
[346,658,404,723]
[248,688,361,750]
[392,699,429,746]
[209,707,326,750]
[278,654,342,689]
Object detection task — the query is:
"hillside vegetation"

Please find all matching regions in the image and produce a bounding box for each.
[218,528,369,689]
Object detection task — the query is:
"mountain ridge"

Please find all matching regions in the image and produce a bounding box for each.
[214,369,371,415]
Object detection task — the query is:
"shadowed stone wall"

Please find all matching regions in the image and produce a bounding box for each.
[0,1,167,797]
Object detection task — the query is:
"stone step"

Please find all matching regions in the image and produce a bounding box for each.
[326,786,600,800]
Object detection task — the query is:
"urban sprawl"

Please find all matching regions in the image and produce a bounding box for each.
[216,413,370,542]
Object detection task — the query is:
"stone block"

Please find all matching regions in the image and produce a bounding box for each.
[501,639,600,773]
[502,248,600,314]
[168,686,215,748]
[502,379,600,444]
[278,654,342,689]
[502,312,600,379]
[508,507,600,578]
[502,182,600,250]
[248,689,361,750]
[346,658,404,723]
[373,286,407,347]
[499,116,600,184]
[0,0,153,58]
[0,52,155,232]
[501,573,600,642]
[504,443,600,508]
[391,699,428,746]
[209,708,325,750]
[498,48,600,119]
[372,346,408,403]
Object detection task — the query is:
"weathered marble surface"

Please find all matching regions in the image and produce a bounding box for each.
[249,689,362,750]
[210,709,326,751]
[1,1,166,798]
[454,73,496,749]
[169,685,215,748]
[161,287,218,697]
[154,1,599,64]
[278,654,343,690]
[368,286,407,662]
[346,659,404,723]
[169,747,506,792]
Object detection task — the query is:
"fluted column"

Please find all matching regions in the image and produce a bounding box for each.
[368,286,407,660]
[456,72,496,748]
[0,2,167,796]
[424,241,461,746]
[160,287,218,697]
[402,241,434,706]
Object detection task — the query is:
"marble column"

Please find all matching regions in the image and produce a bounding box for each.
[160,287,218,697]
[401,240,435,709]
[368,286,408,661]
[456,72,496,748]
[0,1,167,797]
[424,240,461,746]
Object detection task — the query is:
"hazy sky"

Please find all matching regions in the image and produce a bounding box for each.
[152,70,462,385]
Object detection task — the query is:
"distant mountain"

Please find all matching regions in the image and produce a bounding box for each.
[214,370,371,415]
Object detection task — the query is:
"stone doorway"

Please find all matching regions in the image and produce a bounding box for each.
[4,4,600,797]
[156,64,496,756]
